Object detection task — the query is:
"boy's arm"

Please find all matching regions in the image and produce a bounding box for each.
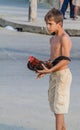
[37,58,70,76]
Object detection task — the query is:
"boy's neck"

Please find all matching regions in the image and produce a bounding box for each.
[54,28,64,36]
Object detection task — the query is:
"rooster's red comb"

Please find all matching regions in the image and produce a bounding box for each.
[28,56,34,61]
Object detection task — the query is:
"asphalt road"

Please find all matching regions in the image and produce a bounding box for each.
[0,0,28,7]
[0,1,80,130]
[0,0,48,8]
[0,29,80,130]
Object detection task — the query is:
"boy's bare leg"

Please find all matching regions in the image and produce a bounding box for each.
[55,114,67,130]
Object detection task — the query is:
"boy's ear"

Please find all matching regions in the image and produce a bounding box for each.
[58,22,63,27]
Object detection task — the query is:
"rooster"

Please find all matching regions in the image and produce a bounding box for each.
[27,56,52,72]
[27,56,71,72]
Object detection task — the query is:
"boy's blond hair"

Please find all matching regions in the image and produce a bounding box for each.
[45,8,63,26]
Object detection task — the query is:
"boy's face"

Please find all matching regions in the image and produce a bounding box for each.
[45,20,58,34]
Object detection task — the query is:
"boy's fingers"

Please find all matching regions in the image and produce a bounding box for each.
[37,73,45,79]
[42,64,47,69]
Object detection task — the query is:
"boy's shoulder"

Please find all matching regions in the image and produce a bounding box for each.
[60,32,71,43]
[60,33,72,48]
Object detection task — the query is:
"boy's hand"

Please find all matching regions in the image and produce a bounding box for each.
[37,64,51,79]
[37,73,45,79]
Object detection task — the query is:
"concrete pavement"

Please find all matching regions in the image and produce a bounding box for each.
[0,3,80,36]
[0,29,80,130]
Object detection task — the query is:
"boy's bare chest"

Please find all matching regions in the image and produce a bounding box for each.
[51,38,61,51]
[50,37,62,59]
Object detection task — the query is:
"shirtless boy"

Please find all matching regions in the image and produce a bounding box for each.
[37,8,72,130]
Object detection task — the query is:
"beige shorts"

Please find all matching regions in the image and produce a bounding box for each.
[48,68,72,114]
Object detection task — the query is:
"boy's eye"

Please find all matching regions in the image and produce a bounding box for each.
[46,23,56,26]
[49,23,52,25]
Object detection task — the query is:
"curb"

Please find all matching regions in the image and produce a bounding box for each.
[0,18,48,34]
[0,18,80,36]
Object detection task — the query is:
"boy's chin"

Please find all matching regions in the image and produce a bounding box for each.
[48,30,56,35]
[51,32,56,35]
